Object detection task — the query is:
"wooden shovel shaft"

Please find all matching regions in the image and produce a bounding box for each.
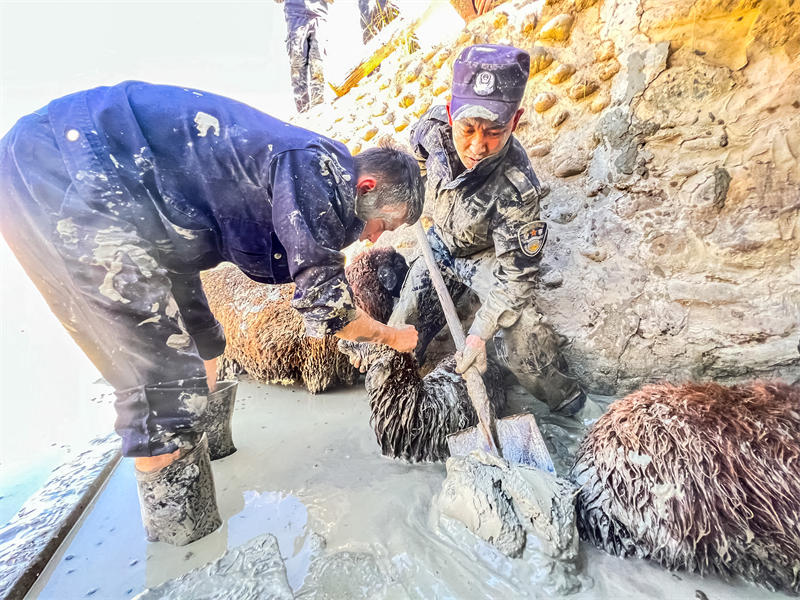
[413,222,500,455]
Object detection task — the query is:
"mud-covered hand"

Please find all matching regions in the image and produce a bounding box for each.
[388,324,419,354]
[204,358,218,392]
[455,334,487,374]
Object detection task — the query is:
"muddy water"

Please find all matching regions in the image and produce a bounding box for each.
[28,378,791,599]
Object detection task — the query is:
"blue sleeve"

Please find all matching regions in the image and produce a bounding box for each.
[169,272,226,359]
[270,149,358,337]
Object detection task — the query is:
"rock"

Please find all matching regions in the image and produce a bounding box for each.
[590,94,610,113]
[568,80,599,100]
[413,100,432,118]
[533,92,558,112]
[529,143,551,157]
[553,208,578,224]
[362,126,379,141]
[594,39,616,61]
[579,245,608,262]
[404,63,423,84]
[597,59,620,81]
[548,63,576,85]
[530,46,554,75]
[538,14,574,42]
[433,48,451,68]
[541,269,564,288]
[398,93,415,108]
[493,12,508,29]
[520,12,538,37]
[554,157,588,178]
[551,110,569,127]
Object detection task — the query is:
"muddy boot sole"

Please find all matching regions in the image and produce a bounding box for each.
[203,380,238,460]
[135,433,222,545]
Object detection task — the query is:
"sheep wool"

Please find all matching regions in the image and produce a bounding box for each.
[201,265,357,394]
[338,340,506,462]
[570,381,800,594]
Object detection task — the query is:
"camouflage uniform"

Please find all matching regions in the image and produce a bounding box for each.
[390,106,585,413]
[358,0,399,44]
[281,0,329,113]
[0,82,362,456]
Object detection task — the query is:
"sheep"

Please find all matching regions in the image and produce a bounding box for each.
[569,381,800,594]
[345,246,408,324]
[336,339,506,462]
[200,247,408,393]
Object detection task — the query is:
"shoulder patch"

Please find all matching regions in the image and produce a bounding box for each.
[518,220,548,257]
[505,166,541,204]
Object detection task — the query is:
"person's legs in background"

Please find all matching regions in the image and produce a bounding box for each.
[286,18,312,113]
[307,18,326,110]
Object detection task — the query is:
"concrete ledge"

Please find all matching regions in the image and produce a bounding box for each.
[0,433,120,600]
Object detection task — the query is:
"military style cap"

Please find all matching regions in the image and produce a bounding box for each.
[450,44,530,125]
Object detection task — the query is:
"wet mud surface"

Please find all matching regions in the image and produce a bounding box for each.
[0,433,119,599]
[26,378,794,599]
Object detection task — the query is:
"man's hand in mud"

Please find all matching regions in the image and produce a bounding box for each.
[455,334,487,374]
[389,324,418,354]
[204,358,218,392]
[349,354,367,373]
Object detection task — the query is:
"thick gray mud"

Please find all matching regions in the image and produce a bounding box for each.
[25,379,793,600]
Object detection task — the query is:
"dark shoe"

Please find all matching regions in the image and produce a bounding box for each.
[135,433,222,545]
[201,381,238,460]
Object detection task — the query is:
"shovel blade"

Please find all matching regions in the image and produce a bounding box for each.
[446,413,556,474]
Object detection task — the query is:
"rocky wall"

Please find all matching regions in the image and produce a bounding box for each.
[295,0,800,394]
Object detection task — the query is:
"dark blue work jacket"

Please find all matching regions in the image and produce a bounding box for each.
[46,81,363,354]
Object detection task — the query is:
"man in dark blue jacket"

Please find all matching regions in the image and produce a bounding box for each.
[0,81,422,545]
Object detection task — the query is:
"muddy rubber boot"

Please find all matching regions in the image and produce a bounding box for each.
[201,380,238,460]
[135,433,222,545]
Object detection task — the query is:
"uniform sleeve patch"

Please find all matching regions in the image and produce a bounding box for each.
[518,220,548,257]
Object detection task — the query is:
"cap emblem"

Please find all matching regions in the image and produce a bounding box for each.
[473,71,496,96]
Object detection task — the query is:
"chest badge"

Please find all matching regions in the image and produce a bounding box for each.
[473,71,496,96]
[518,220,548,257]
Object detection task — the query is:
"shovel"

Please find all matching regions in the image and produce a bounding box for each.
[413,222,555,474]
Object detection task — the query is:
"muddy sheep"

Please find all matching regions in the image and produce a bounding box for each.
[345,246,408,324]
[200,248,408,393]
[337,340,506,462]
[570,381,800,594]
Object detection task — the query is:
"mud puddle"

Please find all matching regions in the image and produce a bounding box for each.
[27,378,791,599]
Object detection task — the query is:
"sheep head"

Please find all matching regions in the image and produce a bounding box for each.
[345,247,408,324]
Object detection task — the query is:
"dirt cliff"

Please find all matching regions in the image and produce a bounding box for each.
[295,0,800,394]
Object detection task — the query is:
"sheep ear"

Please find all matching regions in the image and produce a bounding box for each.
[377,265,397,293]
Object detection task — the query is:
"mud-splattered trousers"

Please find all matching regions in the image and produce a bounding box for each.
[285,15,326,113]
[358,0,399,44]
[390,107,585,413]
[0,82,363,456]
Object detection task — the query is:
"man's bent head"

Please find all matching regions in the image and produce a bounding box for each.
[447,44,530,170]
[353,140,424,242]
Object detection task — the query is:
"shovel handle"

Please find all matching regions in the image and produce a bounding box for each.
[413,222,466,351]
[413,222,499,455]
